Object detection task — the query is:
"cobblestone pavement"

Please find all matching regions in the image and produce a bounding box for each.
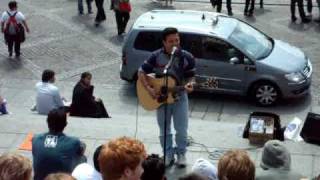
[0,0,320,179]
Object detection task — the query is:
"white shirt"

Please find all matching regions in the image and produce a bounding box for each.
[0,10,25,24]
[72,163,103,180]
[36,82,64,115]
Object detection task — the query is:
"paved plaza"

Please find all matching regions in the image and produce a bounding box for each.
[0,0,320,179]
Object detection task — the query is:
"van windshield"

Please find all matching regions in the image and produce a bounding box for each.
[228,22,273,60]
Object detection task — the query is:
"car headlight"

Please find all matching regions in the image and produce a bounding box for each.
[285,72,305,83]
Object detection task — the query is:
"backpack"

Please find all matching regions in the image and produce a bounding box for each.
[119,0,131,12]
[4,11,19,35]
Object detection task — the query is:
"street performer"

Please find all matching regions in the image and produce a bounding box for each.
[138,27,196,168]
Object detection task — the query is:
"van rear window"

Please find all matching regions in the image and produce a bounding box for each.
[134,31,162,52]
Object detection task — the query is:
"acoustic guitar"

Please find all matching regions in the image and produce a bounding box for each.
[136,74,207,111]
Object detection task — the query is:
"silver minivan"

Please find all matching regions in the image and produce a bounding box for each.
[120,10,312,106]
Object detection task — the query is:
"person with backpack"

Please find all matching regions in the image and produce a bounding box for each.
[110,0,131,35]
[1,1,30,58]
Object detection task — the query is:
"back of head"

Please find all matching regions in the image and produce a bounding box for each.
[218,150,255,180]
[0,153,32,180]
[99,137,146,180]
[81,72,92,80]
[141,154,165,180]
[260,140,291,170]
[8,1,17,10]
[191,158,218,180]
[47,108,67,133]
[179,173,206,180]
[42,69,55,83]
[93,145,103,172]
[45,173,76,180]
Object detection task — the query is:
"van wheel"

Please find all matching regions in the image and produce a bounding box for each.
[252,82,280,106]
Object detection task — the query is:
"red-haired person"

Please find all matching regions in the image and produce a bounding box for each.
[0,153,32,180]
[99,137,146,180]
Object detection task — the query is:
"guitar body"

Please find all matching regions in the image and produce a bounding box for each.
[137,74,178,111]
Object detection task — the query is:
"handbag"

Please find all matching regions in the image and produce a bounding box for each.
[17,24,25,43]
[119,0,131,12]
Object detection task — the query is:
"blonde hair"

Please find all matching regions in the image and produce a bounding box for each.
[99,137,146,180]
[218,150,255,180]
[44,173,76,180]
[0,153,32,180]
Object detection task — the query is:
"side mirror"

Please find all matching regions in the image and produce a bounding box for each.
[230,57,240,65]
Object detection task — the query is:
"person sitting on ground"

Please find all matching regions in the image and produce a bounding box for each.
[32,108,87,180]
[141,154,166,180]
[70,72,110,118]
[99,136,146,180]
[0,96,9,114]
[45,173,76,180]
[0,153,32,180]
[72,145,103,180]
[218,150,255,180]
[256,140,306,180]
[191,158,218,180]
[179,173,206,180]
[35,69,66,115]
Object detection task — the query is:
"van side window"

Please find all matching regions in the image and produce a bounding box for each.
[201,37,232,62]
[180,33,202,58]
[134,31,162,52]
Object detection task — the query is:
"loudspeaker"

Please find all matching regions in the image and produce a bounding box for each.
[300,112,320,145]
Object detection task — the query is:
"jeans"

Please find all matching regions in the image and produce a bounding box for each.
[244,0,255,14]
[291,0,306,19]
[5,34,20,55]
[215,0,232,13]
[95,0,106,22]
[115,10,130,34]
[156,91,189,158]
[78,0,92,13]
[306,0,312,13]
[0,100,8,114]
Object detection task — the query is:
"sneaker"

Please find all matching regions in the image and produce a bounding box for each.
[176,154,187,168]
[30,105,37,112]
[228,11,233,16]
[291,16,297,22]
[9,52,12,57]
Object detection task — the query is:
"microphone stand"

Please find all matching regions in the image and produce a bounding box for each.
[162,48,176,168]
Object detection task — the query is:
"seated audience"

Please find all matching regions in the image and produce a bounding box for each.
[179,173,206,180]
[218,150,255,180]
[191,158,218,180]
[141,154,166,180]
[45,173,76,180]
[99,137,146,180]
[36,69,65,115]
[256,140,306,180]
[70,72,110,118]
[32,108,86,180]
[0,153,32,180]
[0,96,8,114]
[72,145,103,180]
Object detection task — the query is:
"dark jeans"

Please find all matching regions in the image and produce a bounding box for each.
[5,34,20,56]
[244,0,255,14]
[78,0,92,13]
[306,0,312,13]
[115,10,130,34]
[95,0,106,22]
[291,0,306,19]
[260,0,263,8]
[215,0,232,13]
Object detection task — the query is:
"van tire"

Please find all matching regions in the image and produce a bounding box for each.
[251,81,281,106]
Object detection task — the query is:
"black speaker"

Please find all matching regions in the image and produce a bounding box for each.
[300,112,320,145]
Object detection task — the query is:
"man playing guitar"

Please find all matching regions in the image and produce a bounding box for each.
[138,27,196,168]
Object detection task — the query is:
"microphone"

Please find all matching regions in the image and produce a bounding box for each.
[171,46,177,55]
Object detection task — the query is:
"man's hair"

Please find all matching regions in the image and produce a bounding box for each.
[44,173,76,180]
[93,145,103,172]
[141,154,165,180]
[162,27,178,41]
[99,137,146,180]
[42,69,55,82]
[8,1,17,10]
[0,153,32,180]
[218,150,255,180]
[81,72,92,80]
[47,108,67,133]
[178,173,206,180]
